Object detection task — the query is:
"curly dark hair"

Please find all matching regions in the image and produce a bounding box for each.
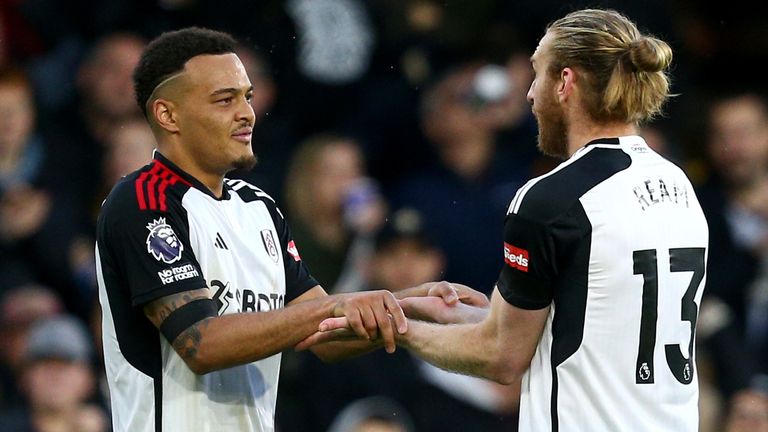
[133,27,237,118]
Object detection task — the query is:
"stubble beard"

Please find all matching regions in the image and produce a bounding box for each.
[233,153,258,171]
[535,90,570,160]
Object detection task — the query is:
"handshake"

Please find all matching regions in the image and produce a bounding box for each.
[298,281,490,353]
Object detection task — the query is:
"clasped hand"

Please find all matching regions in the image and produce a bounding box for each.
[329,290,406,354]
[299,282,489,352]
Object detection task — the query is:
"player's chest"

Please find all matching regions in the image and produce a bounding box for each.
[183,199,286,315]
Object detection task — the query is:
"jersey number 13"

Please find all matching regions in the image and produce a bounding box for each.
[632,247,705,385]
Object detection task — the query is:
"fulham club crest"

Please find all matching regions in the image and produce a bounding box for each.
[146,218,184,264]
[261,229,279,263]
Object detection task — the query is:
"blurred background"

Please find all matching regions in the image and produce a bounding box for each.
[0,0,767,431]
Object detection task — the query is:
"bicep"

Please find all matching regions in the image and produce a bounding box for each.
[143,288,212,328]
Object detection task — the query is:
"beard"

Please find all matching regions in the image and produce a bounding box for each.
[232,153,258,171]
[535,89,569,159]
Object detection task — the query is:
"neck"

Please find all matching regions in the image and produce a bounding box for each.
[159,143,225,198]
[566,119,637,157]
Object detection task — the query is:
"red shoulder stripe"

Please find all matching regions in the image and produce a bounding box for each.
[157,174,175,212]
[135,171,149,210]
[154,159,192,186]
[134,162,161,210]
[135,159,193,212]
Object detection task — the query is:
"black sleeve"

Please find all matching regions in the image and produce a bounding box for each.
[496,212,556,310]
[270,206,319,303]
[98,186,207,307]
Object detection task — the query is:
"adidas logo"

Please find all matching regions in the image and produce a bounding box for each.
[214,232,229,250]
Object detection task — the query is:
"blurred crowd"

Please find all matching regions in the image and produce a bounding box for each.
[1,0,767,431]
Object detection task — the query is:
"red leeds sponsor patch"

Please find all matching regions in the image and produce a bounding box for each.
[287,240,301,262]
[504,243,529,272]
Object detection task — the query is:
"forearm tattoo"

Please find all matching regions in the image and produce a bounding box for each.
[172,318,211,360]
[144,289,210,328]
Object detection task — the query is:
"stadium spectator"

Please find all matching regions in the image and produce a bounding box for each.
[284,133,387,292]
[327,396,415,432]
[0,65,92,314]
[0,285,63,408]
[694,92,768,398]
[0,315,107,432]
[724,386,768,432]
[46,33,145,212]
[389,62,527,294]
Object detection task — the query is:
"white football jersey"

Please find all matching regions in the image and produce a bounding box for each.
[96,153,317,432]
[497,136,708,431]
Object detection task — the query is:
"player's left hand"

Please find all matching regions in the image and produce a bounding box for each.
[426,281,490,308]
[399,296,488,324]
[396,281,490,308]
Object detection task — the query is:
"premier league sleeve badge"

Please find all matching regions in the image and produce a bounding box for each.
[146,217,184,264]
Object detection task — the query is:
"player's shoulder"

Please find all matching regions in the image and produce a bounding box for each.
[99,160,192,223]
[225,178,277,205]
[510,142,632,222]
[224,177,289,220]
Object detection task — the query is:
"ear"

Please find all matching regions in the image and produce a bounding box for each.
[151,99,180,133]
[557,67,576,103]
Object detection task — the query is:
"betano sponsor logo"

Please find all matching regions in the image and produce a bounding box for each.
[211,279,285,314]
[504,243,529,272]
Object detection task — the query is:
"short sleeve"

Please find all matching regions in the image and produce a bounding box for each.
[97,189,207,307]
[271,207,319,303]
[496,212,556,310]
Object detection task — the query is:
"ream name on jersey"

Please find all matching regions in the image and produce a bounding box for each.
[631,176,690,211]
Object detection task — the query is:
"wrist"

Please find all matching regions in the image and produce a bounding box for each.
[394,319,414,348]
[327,294,343,318]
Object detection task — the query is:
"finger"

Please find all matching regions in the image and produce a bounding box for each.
[296,328,357,350]
[346,308,369,340]
[318,317,350,332]
[428,281,459,305]
[452,283,490,307]
[460,294,488,307]
[371,301,396,353]
[359,304,379,340]
[295,331,326,351]
[382,292,408,334]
